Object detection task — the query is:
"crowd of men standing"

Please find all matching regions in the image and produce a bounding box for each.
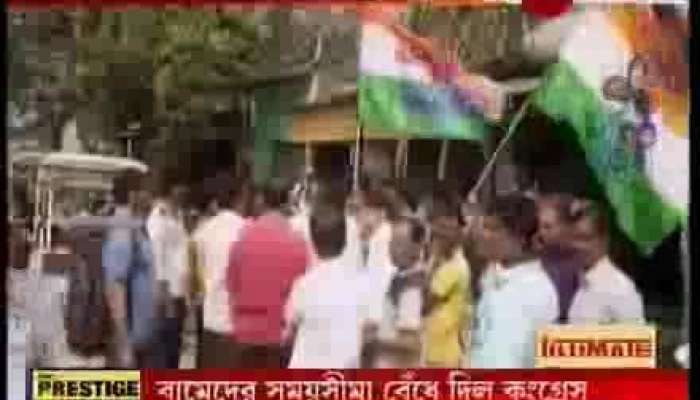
[13,168,646,369]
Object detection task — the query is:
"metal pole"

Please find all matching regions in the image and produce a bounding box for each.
[46,185,53,251]
[33,169,41,245]
[468,97,532,200]
[353,125,363,191]
[394,140,402,179]
[463,97,531,234]
[402,140,409,180]
[305,142,313,174]
[302,142,314,208]
[437,140,450,181]
[394,139,409,180]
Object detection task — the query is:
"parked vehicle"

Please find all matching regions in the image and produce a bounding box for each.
[10,151,148,264]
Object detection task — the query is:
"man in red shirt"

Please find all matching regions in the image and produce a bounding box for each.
[226,180,310,368]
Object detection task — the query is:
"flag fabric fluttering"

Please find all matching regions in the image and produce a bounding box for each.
[533,7,688,255]
[357,12,500,141]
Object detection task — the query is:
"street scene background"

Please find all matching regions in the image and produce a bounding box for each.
[7,5,689,397]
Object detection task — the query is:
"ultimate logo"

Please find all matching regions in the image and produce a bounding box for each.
[33,370,140,400]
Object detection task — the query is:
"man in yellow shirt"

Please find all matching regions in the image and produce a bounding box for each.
[423,206,471,368]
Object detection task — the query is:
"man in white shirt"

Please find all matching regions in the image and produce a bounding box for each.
[470,195,559,368]
[286,203,367,368]
[146,183,190,368]
[192,176,249,368]
[566,203,645,324]
[353,190,395,325]
[147,185,190,300]
[365,217,425,368]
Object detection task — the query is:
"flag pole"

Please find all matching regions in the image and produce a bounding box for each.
[304,141,313,175]
[353,124,363,192]
[394,140,402,179]
[395,139,408,179]
[437,139,450,181]
[402,140,409,179]
[303,141,313,206]
[467,96,532,204]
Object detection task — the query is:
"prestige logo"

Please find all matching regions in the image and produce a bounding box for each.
[535,325,657,368]
[33,370,140,400]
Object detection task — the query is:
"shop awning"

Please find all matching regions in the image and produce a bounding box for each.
[286,103,478,143]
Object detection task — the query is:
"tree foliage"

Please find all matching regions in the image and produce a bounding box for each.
[8,30,30,106]
[75,9,261,128]
[8,11,78,140]
[403,5,527,69]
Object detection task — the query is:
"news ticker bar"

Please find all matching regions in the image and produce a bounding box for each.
[31,369,687,400]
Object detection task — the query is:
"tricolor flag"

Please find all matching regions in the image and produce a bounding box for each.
[533,6,688,254]
[357,10,500,141]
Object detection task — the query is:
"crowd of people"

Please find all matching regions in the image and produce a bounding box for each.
[12,167,647,370]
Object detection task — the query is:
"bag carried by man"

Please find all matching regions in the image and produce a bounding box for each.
[64,220,114,356]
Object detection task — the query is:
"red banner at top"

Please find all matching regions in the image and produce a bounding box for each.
[521,0,572,19]
[140,369,687,400]
[6,0,507,9]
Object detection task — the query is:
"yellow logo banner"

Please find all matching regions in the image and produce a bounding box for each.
[32,370,140,400]
[536,325,657,368]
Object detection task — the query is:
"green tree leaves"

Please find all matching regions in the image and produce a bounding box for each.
[75,9,260,127]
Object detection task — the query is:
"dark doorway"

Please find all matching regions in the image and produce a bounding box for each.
[314,144,351,183]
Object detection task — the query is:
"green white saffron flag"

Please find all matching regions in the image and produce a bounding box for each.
[533,9,688,255]
[357,17,499,141]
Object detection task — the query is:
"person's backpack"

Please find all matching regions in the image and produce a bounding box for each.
[64,217,115,356]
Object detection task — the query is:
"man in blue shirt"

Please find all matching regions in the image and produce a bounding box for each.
[102,169,160,368]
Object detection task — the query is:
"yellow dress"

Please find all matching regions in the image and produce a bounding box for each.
[424,250,471,367]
